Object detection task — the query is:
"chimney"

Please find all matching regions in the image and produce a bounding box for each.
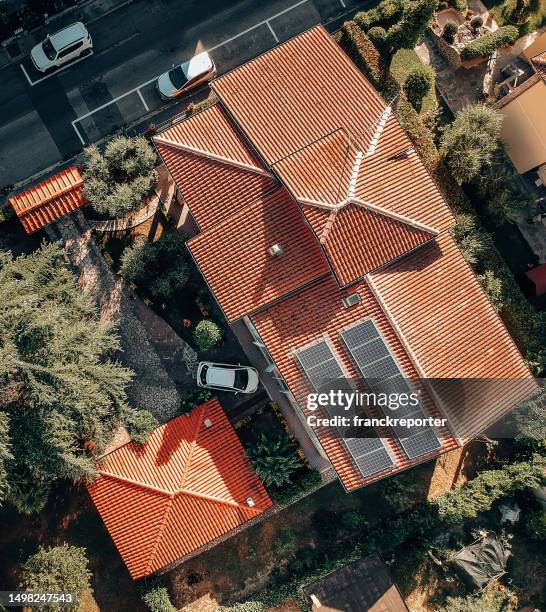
[268,243,284,257]
[204,418,213,428]
[246,496,255,507]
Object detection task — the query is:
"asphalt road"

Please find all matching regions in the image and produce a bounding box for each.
[0,0,363,190]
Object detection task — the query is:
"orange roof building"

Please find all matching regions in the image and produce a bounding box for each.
[156,26,534,492]
[10,167,87,233]
[87,399,272,579]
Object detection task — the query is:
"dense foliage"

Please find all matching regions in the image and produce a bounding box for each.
[460,25,519,61]
[443,20,459,43]
[246,432,303,487]
[403,63,434,111]
[192,319,223,351]
[19,544,91,611]
[140,580,176,612]
[178,388,212,415]
[124,409,158,444]
[269,469,323,505]
[120,231,189,301]
[0,243,139,513]
[83,136,157,218]
[440,104,503,183]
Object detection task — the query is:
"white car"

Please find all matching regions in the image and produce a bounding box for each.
[31,22,92,72]
[197,362,259,394]
[156,51,216,100]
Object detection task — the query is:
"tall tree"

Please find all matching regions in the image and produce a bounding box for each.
[0,243,151,514]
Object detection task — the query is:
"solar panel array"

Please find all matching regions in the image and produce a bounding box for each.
[340,320,442,460]
[296,339,395,479]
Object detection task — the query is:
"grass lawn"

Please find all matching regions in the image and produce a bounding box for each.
[390,49,437,115]
[482,0,546,32]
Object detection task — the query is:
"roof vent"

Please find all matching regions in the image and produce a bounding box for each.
[268,243,284,257]
[393,147,413,160]
[342,293,361,308]
[246,496,255,507]
[204,418,213,428]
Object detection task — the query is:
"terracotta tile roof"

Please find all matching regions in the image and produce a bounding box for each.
[87,399,272,579]
[250,276,457,492]
[9,167,86,233]
[368,234,535,441]
[154,104,277,230]
[188,187,330,322]
[212,26,454,283]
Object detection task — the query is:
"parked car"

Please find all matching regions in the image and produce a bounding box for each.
[156,51,216,100]
[31,22,92,72]
[196,362,259,394]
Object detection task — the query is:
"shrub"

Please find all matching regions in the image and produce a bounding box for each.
[140,580,176,612]
[477,270,504,312]
[340,510,368,530]
[460,25,519,62]
[19,545,91,610]
[83,136,157,218]
[383,469,422,512]
[403,63,434,111]
[368,26,388,51]
[525,508,546,541]
[451,213,484,264]
[178,388,212,415]
[386,0,437,51]
[275,525,296,554]
[246,432,303,487]
[448,0,467,11]
[270,468,323,504]
[501,0,540,25]
[192,319,222,350]
[470,15,483,30]
[438,589,514,612]
[120,231,189,301]
[440,104,503,183]
[125,409,158,444]
[442,20,459,43]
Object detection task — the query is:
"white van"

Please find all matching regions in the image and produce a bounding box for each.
[31,22,92,72]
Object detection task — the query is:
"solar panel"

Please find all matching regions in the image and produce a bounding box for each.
[340,320,442,460]
[296,340,395,478]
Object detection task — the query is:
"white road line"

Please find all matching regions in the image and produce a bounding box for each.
[207,0,309,52]
[266,21,279,43]
[137,88,150,111]
[20,51,94,86]
[339,0,346,7]
[72,121,86,146]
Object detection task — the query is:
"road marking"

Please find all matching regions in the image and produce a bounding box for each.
[339,0,346,7]
[20,51,94,86]
[137,88,150,111]
[266,21,279,43]
[72,122,86,146]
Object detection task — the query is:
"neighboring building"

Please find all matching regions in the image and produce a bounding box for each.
[303,553,409,612]
[496,48,546,177]
[9,166,87,233]
[156,25,533,493]
[87,399,272,579]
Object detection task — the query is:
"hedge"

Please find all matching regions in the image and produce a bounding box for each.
[223,454,545,610]
[460,25,519,61]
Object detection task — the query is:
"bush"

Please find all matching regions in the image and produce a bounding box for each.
[383,469,422,512]
[525,508,546,540]
[460,25,519,62]
[125,409,158,444]
[19,545,91,610]
[451,212,484,264]
[140,580,176,612]
[340,510,368,530]
[368,26,388,51]
[448,0,467,11]
[440,104,503,183]
[178,388,212,415]
[120,231,189,301]
[83,136,157,218]
[470,15,483,30]
[275,525,296,554]
[403,63,434,111]
[246,432,303,487]
[269,468,323,504]
[477,269,503,312]
[442,20,459,43]
[386,0,437,51]
[192,319,223,350]
[501,0,540,26]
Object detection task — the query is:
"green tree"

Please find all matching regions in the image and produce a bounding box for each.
[0,243,137,513]
[451,213,484,265]
[83,136,157,218]
[477,269,503,312]
[192,320,223,351]
[403,64,434,111]
[246,432,303,487]
[125,409,158,444]
[386,0,437,51]
[440,104,503,183]
[120,231,189,301]
[140,579,176,612]
[19,544,91,611]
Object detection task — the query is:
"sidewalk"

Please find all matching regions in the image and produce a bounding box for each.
[0,0,132,69]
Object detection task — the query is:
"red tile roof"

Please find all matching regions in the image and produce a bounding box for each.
[87,399,272,579]
[368,234,534,440]
[10,167,87,233]
[188,187,330,321]
[154,105,277,230]
[212,26,454,283]
[250,275,457,491]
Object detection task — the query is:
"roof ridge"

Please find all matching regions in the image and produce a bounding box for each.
[350,198,438,235]
[177,403,206,492]
[178,486,267,513]
[11,171,83,215]
[365,106,393,157]
[144,494,176,575]
[97,470,174,497]
[154,136,272,178]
